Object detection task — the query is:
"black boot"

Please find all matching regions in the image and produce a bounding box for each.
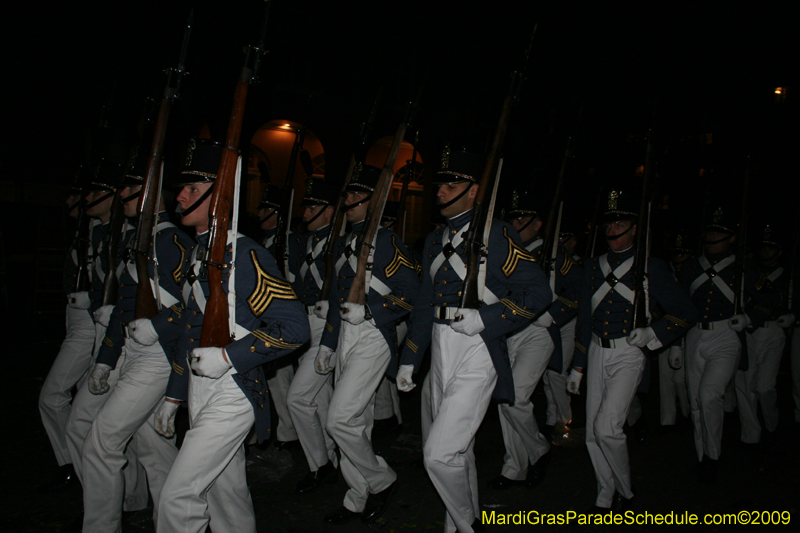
[39,464,79,493]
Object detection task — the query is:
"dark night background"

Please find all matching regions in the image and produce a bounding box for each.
[1,1,797,531]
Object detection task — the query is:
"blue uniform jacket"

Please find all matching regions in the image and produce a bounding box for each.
[319,221,420,372]
[399,210,552,403]
[96,213,193,369]
[163,230,310,443]
[573,247,698,370]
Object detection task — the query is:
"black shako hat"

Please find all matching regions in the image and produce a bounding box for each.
[301,178,337,207]
[600,187,639,224]
[175,138,223,186]
[507,189,539,220]
[432,146,484,185]
[343,163,381,194]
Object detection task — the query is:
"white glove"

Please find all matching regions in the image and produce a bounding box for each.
[340,302,366,325]
[396,364,416,392]
[87,363,112,395]
[450,308,485,336]
[190,347,232,379]
[93,304,114,327]
[68,291,91,310]
[313,300,330,320]
[533,312,555,328]
[777,313,796,328]
[128,318,159,346]
[315,346,334,374]
[567,368,583,394]
[728,314,751,332]
[627,327,657,348]
[669,347,683,370]
[154,397,180,438]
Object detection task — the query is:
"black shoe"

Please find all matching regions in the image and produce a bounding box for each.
[323,506,362,525]
[295,461,338,494]
[632,418,648,445]
[372,415,402,438]
[487,475,524,490]
[273,439,301,451]
[526,451,550,489]
[39,464,79,493]
[697,455,717,484]
[611,491,634,512]
[361,480,398,523]
[471,518,486,532]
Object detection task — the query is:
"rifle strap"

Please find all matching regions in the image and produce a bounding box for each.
[119,220,179,310]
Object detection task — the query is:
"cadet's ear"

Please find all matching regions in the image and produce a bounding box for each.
[468,183,479,199]
[533,219,543,232]
[325,205,334,217]
[632,224,637,237]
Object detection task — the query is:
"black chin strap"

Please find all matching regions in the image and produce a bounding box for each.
[121,191,141,205]
[516,216,535,235]
[178,185,214,219]
[85,191,114,210]
[303,204,328,227]
[259,208,278,225]
[437,184,471,210]
[606,224,634,241]
[68,201,80,215]
[342,194,372,212]
[704,235,730,245]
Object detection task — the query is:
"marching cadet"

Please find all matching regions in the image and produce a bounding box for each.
[569,188,697,511]
[38,169,97,492]
[64,160,150,523]
[154,139,310,532]
[678,207,778,482]
[285,178,340,492]
[255,182,299,449]
[315,164,419,525]
[71,155,194,532]
[373,200,408,435]
[397,149,551,533]
[543,231,579,438]
[659,232,693,427]
[735,226,794,446]
[487,189,581,491]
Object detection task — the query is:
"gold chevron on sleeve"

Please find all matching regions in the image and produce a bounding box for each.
[384,294,413,311]
[171,360,184,376]
[169,304,183,319]
[405,338,418,353]
[664,314,691,329]
[325,322,334,333]
[502,227,537,278]
[172,234,186,283]
[248,250,297,316]
[250,330,303,350]
[557,296,578,309]
[103,336,114,348]
[755,273,767,291]
[575,341,587,353]
[500,298,535,319]
[385,237,416,278]
[560,254,575,276]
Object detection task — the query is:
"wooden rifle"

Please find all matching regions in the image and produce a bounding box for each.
[541,137,572,285]
[134,10,193,320]
[317,88,381,306]
[274,109,310,277]
[733,158,751,318]
[101,183,125,306]
[394,129,419,241]
[459,29,536,310]
[201,1,270,348]
[346,85,424,308]
[631,130,656,329]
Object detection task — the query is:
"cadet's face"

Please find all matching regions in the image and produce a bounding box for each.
[511,216,532,233]
[258,207,278,231]
[758,245,781,264]
[560,235,577,255]
[437,182,477,218]
[66,194,81,219]
[344,192,369,223]
[85,190,114,218]
[303,205,331,232]
[703,231,735,254]
[604,221,636,251]
[177,182,212,231]
[121,185,142,218]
